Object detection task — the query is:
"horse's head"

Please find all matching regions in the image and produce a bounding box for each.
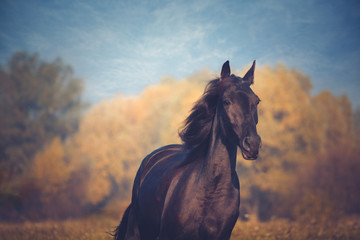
[219,61,261,160]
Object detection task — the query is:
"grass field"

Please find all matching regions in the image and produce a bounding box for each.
[231,217,360,240]
[0,215,359,240]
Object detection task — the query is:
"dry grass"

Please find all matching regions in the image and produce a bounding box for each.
[231,216,360,240]
[0,216,116,240]
[0,215,359,240]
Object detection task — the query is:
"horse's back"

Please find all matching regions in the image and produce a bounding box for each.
[139,144,183,183]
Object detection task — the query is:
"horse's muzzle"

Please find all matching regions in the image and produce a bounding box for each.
[240,135,261,160]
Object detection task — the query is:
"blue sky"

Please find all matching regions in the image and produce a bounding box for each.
[1,0,360,106]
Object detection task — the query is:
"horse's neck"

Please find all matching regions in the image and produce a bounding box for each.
[201,112,237,183]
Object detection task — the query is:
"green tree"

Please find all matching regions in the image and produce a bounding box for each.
[0,52,86,181]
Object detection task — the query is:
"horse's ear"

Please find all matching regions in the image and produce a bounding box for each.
[220,60,231,81]
[243,60,256,85]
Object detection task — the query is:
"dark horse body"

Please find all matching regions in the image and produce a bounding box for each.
[114,61,261,240]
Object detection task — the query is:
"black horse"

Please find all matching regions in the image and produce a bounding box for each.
[114,61,261,240]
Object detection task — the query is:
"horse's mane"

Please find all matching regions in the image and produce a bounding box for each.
[179,78,222,147]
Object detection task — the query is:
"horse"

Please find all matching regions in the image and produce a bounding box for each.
[114,61,261,240]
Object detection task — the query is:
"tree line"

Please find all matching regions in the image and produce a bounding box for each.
[0,52,359,221]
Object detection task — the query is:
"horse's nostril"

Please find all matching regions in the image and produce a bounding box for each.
[243,137,251,151]
[243,135,261,151]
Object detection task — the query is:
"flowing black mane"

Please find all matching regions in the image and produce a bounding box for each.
[179,78,222,147]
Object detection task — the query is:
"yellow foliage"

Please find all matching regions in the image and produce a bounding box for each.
[63,64,358,216]
[65,69,214,205]
[31,137,70,196]
[22,64,357,221]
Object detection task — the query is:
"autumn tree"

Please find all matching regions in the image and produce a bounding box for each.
[65,72,211,211]
[2,59,357,221]
[354,106,360,145]
[63,64,359,221]
[0,52,86,181]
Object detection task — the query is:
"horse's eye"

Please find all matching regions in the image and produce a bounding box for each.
[223,99,231,106]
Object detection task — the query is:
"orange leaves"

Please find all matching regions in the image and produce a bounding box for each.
[4,62,358,221]
[65,64,358,219]
[31,137,70,196]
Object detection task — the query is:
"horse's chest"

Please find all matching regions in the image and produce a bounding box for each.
[198,186,240,222]
[161,182,239,239]
[180,173,240,218]
[158,164,240,239]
